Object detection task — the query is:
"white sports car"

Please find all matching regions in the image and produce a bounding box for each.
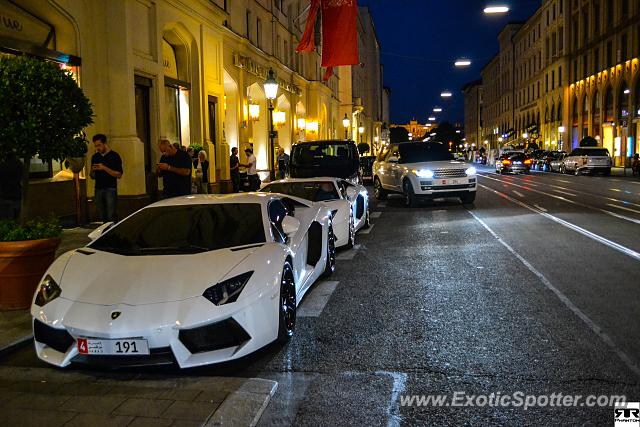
[31,193,336,368]
[260,177,370,248]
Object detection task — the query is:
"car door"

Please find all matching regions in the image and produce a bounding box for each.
[384,147,401,190]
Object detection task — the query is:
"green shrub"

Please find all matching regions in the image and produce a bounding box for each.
[0,218,62,242]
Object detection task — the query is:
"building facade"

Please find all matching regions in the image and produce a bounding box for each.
[2,0,385,221]
[462,79,483,148]
[466,0,640,164]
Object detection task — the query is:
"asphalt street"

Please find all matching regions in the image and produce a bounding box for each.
[2,166,640,425]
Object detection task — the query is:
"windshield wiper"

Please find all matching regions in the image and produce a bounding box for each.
[137,245,211,254]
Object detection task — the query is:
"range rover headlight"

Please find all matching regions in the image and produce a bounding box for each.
[203,271,253,306]
[34,275,62,307]
[465,166,477,176]
[413,169,434,178]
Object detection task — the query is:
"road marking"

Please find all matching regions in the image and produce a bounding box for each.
[467,209,640,379]
[610,188,622,192]
[479,183,640,261]
[359,224,375,234]
[512,190,525,198]
[552,189,577,197]
[479,175,640,225]
[336,244,362,260]
[533,204,548,212]
[297,280,339,317]
[376,371,406,427]
[370,211,382,218]
[605,203,640,215]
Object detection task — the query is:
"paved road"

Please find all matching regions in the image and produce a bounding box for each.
[2,167,640,425]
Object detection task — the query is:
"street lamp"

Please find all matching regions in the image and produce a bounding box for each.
[558,126,565,150]
[428,116,436,121]
[522,132,529,139]
[358,126,365,143]
[342,114,350,140]
[454,59,472,67]
[484,5,509,14]
[433,107,442,112]
[440,91,453,98]
[264,68,278,181]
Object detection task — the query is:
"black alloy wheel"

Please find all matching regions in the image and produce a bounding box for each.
[277,261,296,343]
[322,224,336,277]
[346,209,355,248]
[403,179,418,208]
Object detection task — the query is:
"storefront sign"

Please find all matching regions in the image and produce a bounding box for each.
[233,53,302,96]
[0,0,53,47]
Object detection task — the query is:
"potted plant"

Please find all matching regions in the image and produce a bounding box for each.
[0,55,93,309]
[65,133,90,173]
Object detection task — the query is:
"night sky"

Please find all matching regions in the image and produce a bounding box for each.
[358,0,541,125]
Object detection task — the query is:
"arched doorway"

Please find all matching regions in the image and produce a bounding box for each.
[275,94,292,153]
[582,94,589,139]
[572,95,579,148]
[247,83,268,170]
[592,89,601,140]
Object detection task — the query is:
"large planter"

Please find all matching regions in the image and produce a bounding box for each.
[0,237,61,310]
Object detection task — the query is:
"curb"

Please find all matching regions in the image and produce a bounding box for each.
[205,378,278,427]
[0,333,32,358]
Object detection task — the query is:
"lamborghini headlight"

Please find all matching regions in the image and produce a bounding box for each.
[203,271,253,305]
[34,275,62,307]
[465,166,477,176]
[413,169,434,179]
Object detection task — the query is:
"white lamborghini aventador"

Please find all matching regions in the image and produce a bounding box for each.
[260,177,369,248]
[31,193,336,368]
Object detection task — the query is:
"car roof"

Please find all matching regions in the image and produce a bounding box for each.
[265,177,341,184]
[146,193,285,208]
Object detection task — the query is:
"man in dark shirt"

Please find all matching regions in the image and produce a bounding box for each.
[230,147,240,192]
[0,155,23,220]
[90,134,123,223]
[157,139,193,198]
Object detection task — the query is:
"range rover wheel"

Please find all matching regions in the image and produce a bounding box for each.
[403,180,418,208]
[277,261,296,343]
[373,177,387,200]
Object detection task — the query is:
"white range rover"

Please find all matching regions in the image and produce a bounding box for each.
[373,142,477,207]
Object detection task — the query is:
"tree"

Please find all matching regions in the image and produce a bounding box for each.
[390,127,409,144]
[0,56,93,224]
[357,142,370,155]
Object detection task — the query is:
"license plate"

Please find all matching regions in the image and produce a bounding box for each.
[440,179,459,185]
[77,338,150,355]
[514,161,522,164]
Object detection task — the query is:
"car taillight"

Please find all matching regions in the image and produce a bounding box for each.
[524,159,532,165]
[502,159,511,165]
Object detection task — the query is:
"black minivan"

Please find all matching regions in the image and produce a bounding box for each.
[289,140,360,183]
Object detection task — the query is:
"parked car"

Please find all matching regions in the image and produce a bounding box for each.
[496,153,532,174]
[359,155,376,184]
[373,141,477,207]
[561,147,612,175]
[261,177,370,248]
[31,193,336,368]
[530,150,547,169]
[548,151,568,172]
[289,140,360,184]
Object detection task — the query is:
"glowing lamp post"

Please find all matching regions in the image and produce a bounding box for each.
[343,114,350,140]
[264,68,278,181]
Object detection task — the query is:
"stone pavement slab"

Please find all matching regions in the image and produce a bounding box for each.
[0,366,277,427]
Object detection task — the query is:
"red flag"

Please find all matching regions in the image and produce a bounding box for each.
[321,0,359,70]
[296,0,321,53]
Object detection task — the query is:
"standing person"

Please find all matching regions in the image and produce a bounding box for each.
[157,139,193,198]
[229,147,240,192]
[194,150,209,194]
[90,134,123,223]
[0,155,23,220]
[276,147,290,179]
[241,148,260,191]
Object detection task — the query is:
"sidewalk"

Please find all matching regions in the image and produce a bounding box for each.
[0,227,92,356]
